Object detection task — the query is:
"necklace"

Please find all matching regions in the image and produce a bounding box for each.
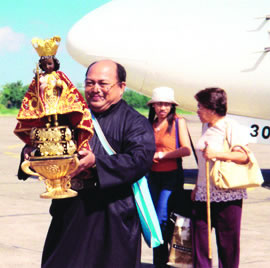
[154,119,167,131]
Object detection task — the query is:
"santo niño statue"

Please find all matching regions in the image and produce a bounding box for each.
[14,36,93,199]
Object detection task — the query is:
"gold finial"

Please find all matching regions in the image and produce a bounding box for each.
[32,36,61,57]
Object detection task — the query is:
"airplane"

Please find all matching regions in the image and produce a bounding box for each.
[66,0,270,180]
[66,0,270,144]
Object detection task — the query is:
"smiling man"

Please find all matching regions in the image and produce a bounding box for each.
[41,60,156,268]
[85,60,126,113]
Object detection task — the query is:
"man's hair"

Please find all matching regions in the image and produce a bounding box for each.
[39,56,60,72]
[195,87,227,116]
[85,61,126,82]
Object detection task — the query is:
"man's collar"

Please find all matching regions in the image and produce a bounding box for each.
[91,99,123,118]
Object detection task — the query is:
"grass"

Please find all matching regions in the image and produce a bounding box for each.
[135,107,194,118]
[135,108,149,117]
[0,107,19,116]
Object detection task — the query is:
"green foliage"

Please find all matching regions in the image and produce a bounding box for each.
[176,108,193,115]
[75,82,84,91]
[123,89,193,116]
[123,89,150,109]
[0,81,28,108]
[134,107,148,118]
[0,82,193,116]
[0,104,19,115]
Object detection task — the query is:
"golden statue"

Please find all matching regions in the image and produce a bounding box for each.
[14,36,93,199]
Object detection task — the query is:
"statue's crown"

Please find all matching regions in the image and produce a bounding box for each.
[31,36,61,57]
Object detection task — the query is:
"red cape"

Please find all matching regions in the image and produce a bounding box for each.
[14,71,93,151]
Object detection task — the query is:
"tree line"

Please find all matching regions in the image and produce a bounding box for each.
[0,81,150,110]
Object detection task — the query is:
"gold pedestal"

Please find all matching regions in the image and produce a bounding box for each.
[21,155,79,199]
[40,185,77,199]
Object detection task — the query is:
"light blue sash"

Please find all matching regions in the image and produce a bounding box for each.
[90,110,163,248]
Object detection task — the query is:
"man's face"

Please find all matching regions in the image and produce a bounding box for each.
[85,61,126,113]
[41,57,55,74]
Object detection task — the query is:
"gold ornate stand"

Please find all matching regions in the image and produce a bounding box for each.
[21,155,79,199]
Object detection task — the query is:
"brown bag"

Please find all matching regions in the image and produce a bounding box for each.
[167,213,192,268]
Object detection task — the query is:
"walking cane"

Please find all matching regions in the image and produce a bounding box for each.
[206,160,212,259]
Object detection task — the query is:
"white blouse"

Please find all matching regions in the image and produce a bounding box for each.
[195,117,248,202]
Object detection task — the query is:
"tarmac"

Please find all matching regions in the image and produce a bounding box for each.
[0,115,270,268]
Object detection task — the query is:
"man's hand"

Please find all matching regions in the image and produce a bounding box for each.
[69,150,96,179]
[23,145,36,160]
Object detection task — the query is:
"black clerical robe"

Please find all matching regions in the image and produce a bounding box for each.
[41,100,156,268]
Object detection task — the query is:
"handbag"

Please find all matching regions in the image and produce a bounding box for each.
[167,213,193,268]
[210,124,264,189]
[90,110,163,248]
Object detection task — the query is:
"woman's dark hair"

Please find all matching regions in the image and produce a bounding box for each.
[39,56,60,71]
[148,104,176,133]
[85,61,126,82]
[195,87,227,116]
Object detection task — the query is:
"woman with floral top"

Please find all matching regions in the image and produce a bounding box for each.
[192,87,249,268]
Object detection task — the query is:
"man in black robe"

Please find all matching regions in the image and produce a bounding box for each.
[40,60,156,267]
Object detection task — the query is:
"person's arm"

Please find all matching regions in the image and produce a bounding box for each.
[23,145,36,159]
[70,113,155,189]
[95,115,155,189]
[202,144,249,164]
[69,150,96,179]
[153,117,191,160]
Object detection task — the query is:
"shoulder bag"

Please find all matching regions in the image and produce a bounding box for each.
[167,117,194,267]
[210,123,264,189]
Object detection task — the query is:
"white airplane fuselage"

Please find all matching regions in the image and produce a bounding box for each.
[66,0,270,144]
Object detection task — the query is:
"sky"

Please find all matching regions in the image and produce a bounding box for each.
[0,0,110,89]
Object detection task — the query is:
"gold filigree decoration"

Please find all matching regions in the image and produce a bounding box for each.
[67,141,76,155]
[39,142,64,156]
[65,128,72,141]
[45,165,60,173]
